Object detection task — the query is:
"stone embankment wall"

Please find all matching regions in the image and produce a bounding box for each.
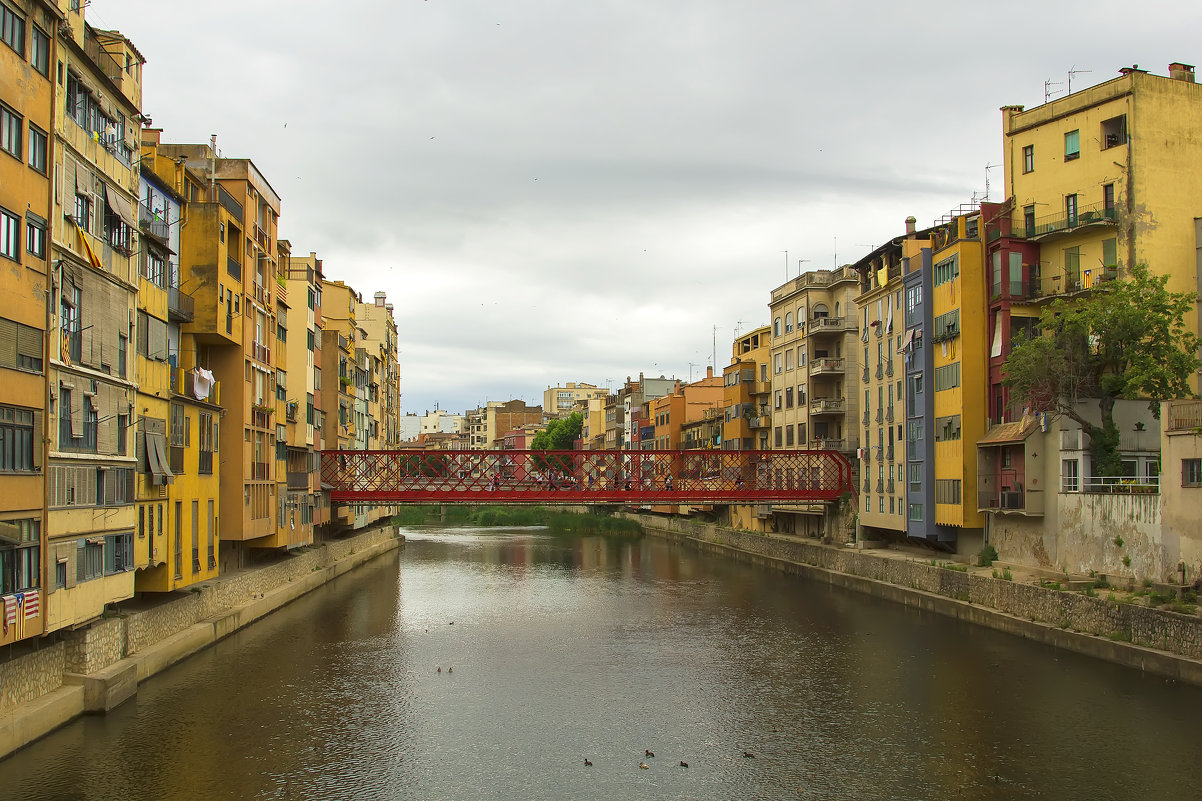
[632,514,1202,680]
[0,643,65,712]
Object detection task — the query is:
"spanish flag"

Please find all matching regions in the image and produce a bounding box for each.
[74,223,102,270]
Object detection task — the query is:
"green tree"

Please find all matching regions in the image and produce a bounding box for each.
[531,412,584,473]
[1003,263,1199,476]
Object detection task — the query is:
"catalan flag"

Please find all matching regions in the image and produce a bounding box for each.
[74,223,103,270]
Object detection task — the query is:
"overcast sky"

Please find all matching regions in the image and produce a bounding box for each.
[96,1,1198,415]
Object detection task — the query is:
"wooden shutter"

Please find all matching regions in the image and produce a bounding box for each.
[16,323,42,364]
[0,318,16,368]
[32,411,42,470]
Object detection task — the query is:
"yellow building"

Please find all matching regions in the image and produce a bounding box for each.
[45,8,144,632]
[852,224,918,540]
[283,249,324,541]
[132,129,223,591]
[721,325,771,452]
[981,63,1201,566]
[0,0,58,645]
[158,140,286,568]
[543,382,607,419]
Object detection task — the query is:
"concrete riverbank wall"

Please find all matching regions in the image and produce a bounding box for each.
[631,514,1202,686]
[0,526,402,760]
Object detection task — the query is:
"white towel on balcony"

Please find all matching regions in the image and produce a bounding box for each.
[192,368,214,401]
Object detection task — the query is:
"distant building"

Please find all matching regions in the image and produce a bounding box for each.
[543,382,607,418]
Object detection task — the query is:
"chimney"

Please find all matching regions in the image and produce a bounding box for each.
[374,291,386,307]
[1169,62,1196,82]
[905,215,917,237]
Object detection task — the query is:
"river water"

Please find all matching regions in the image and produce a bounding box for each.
[3,526,1202,800]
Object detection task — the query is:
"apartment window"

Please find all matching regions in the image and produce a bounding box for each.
[1024,204,1036,236]
[30,25,48,76]
[26,123,46,173]
[934,362,961,391]
[784,312,793,334]
[785,387,794,409]
[25,212,44,258]
[104,202,130,253]
[0,207,17,261]
[1064,129,1080,160]
[934,415,961,442]
[1102,183,1116,213]
[784,349,793,371]
[117,334,127,378]
[0,103,18,159]
[73,193,91,231]
[1183,458,1202,488]
[935,479,962,505]
[144,250,165,286]
[904,284,922,326]
[908,503,923,522]
[785,425,794,447]
[0,2,22,56]
[933,254,959,286]
[933,309,959,341]
[1022,144,1034,173]
[0,405,36,471]
[773,317,781,337]
[774,426,782,447]
[77,538,102,582]
[774,353,782,375]
[1065,194,1078,226]
[103,532,134,575]
[1061,459,1080,492]
[0,519,39,594]
[1101,115,1127,150]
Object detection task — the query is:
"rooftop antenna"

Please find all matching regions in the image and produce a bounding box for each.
[1067,65,1091,95]
[984,162,1000,201]
[781,250,788,281]
[688,362,699,382]
[797,258,810,278]
[1043,79,1064,103]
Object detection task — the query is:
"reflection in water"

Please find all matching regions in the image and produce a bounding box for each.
[3,526,1201,800]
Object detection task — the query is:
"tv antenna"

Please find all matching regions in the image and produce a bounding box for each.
[1043,79,1064,103]
[1067,65,1091,95]
[984,162,1000,201]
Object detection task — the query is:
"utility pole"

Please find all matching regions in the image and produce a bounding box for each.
[781,250,788,281]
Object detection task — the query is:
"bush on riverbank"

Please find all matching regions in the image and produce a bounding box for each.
[390,505,643,537]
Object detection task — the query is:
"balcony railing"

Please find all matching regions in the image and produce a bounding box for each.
[287,470,308,490]
[1026,202,1117,240]
[1070,475,1160,495]
[876,479,884,493]
[862,409,870,426]
[252,342,271,363]
[875,363,883,379]
[255,224,268,249]
[978,488,1045,516]
[863,365,870,382]
[809,316,850,333]
[886,406,894,423]
[813,438,846,451]
[810,398,846,414]
[886,444,894,461]
[227,256,242,280]
[875,408,883,423]
[216,185,243,221]
[138,203,170,243]
[885,361,894,377]
[1169,399,1202,431]
[168,286,195,323]
[809,357,845,376]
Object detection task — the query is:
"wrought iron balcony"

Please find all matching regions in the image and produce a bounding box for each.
[810,398,846,415]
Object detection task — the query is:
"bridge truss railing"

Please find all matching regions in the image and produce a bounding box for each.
[319,448,853,504]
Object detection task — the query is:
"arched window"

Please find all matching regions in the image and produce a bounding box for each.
[784,312,793,333]
[834,302,841,318]
[773,317,781,337]
[813,303,829,319]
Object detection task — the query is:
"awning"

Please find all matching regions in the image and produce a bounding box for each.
[103,184,138,229]
[145,432,175,485]
[978,418,1040,446]
[897,328,916,353]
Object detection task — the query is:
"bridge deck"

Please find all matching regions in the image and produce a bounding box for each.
[320,448,853,504]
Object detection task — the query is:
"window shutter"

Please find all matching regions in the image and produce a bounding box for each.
[0,318,16,368]
[16,323,41,363]
[31,411,42,469]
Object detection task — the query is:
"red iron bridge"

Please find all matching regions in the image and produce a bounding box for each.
[319,449,854,505]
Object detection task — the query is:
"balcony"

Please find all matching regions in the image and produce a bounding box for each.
[862,365,870,382]
[252,341,271,363]
[876,479,884,493]
[168,366,220,404]
[813,438,846,451]
[749,414,772,429]
[138,203,170,244]
[978,488,1045,516]
[255,223,269,250]
[886,479,895,494]
[863,478,871,493]
[875,363,883,379]
[251,406,273,429]
[216,185,243,221]
[1169,399,1202,431]
[809,357,845,376]
[286,401,299,423]
[862,409,870,426]
[1025,202,1117,241]
[810,397,845,415]
[168,286,195,323]
[809,316,851,334]
[253,282,267,305]
[227,256,242,281]
[1071,476,1159,495]
[886,406,894,423]
[287,470,308,490]
[875,408,883,423]
[885,361,894,378]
